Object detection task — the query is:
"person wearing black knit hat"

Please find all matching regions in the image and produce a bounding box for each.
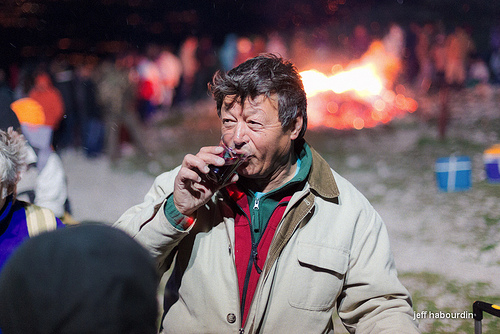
[0,223,159,334]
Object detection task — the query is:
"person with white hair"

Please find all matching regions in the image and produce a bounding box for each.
[0,125,65,273]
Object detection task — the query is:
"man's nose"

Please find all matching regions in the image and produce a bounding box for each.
[232,123,247,147]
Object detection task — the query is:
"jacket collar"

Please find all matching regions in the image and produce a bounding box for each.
[306,144,340,200]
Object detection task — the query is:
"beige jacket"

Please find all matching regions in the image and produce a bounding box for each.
[114,147,420,333]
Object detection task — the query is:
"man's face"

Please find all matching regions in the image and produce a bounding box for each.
[220,94,301,181]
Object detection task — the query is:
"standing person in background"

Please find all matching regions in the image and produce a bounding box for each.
[0,69,14,116]
[74,62,104,158]
[414,23,434,94]
[177,36,199,104]
[445,26,476,89]
[192,35,220,101]
[28,70,65,132]
[156,45,183,112]
[0,123,65,277]
[10,98,74,224]
[50,58,77,151]
[219,33,238,72]
[114,54,419,333]
[266,31,289,59]
[137,44,163,122]
[95,54,149,163]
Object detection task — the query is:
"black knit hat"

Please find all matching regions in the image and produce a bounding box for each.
[0,108,20,132]
[0,224,159,334]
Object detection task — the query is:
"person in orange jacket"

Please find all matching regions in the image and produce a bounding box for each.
[28,71,65,131]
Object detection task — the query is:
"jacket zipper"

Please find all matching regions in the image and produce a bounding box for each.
[240,202,261,330]
[253,196,260,209]
[240,198,290,332]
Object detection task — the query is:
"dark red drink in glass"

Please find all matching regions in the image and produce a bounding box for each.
[207,145,247,185]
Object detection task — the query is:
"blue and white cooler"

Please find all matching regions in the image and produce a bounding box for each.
[435,156,472,192]
[484,144,500,183]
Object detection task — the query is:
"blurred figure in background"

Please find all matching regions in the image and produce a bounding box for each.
[50,58,77,151]
[467,52,490,87]
[0,122,64,275]
[136,44,163,122]
[490,47,500,84]
[431,32,448,91]
[0,69,13,116]
[219,33,238,71]
[192,35,220,101]
[266,31,289,59]
[0,223,158,334]
[74,62,104,158]
[28,70,65,133]
[177,36,199,104]
[156,44,183,112]
[95,54,149,163]
[349,24,371,59]
[414,23,434,94]
[233,36,255,67]
[10,98,74,224]
[445,26,476,89]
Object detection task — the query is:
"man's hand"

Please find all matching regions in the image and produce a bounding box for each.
[173,146,238,216]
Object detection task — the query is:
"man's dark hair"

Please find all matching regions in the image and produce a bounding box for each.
[209,53,308,139]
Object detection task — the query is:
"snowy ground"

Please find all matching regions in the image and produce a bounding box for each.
[61,86,500,332]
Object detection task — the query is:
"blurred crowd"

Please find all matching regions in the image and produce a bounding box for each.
[0,21,499,161]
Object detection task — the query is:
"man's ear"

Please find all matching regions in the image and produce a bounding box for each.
[290,115,303,140]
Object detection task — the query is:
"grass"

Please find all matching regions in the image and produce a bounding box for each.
[401,272,500,334]
[332,272,500,333]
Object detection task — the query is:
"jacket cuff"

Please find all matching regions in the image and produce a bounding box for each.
[164,194,194,230]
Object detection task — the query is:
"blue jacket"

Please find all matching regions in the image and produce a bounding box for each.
[0,196,64,271]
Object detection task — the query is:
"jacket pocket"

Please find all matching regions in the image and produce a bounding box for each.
[288,241,349,311]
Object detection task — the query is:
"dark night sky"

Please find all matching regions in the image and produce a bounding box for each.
[1,0,500,65]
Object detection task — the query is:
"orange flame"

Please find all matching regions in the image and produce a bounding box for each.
[301,64,384,98]
[300,40,418,130]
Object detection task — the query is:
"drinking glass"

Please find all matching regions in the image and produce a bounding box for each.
[206,135,247,185]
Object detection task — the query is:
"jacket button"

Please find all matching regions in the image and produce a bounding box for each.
[227,313,236,324]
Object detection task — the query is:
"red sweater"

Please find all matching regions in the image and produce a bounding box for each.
[226,185,291,325]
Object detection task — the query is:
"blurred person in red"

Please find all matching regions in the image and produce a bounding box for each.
[445,26,476,88]
[28,70,65,132]
[137,44,163,122]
